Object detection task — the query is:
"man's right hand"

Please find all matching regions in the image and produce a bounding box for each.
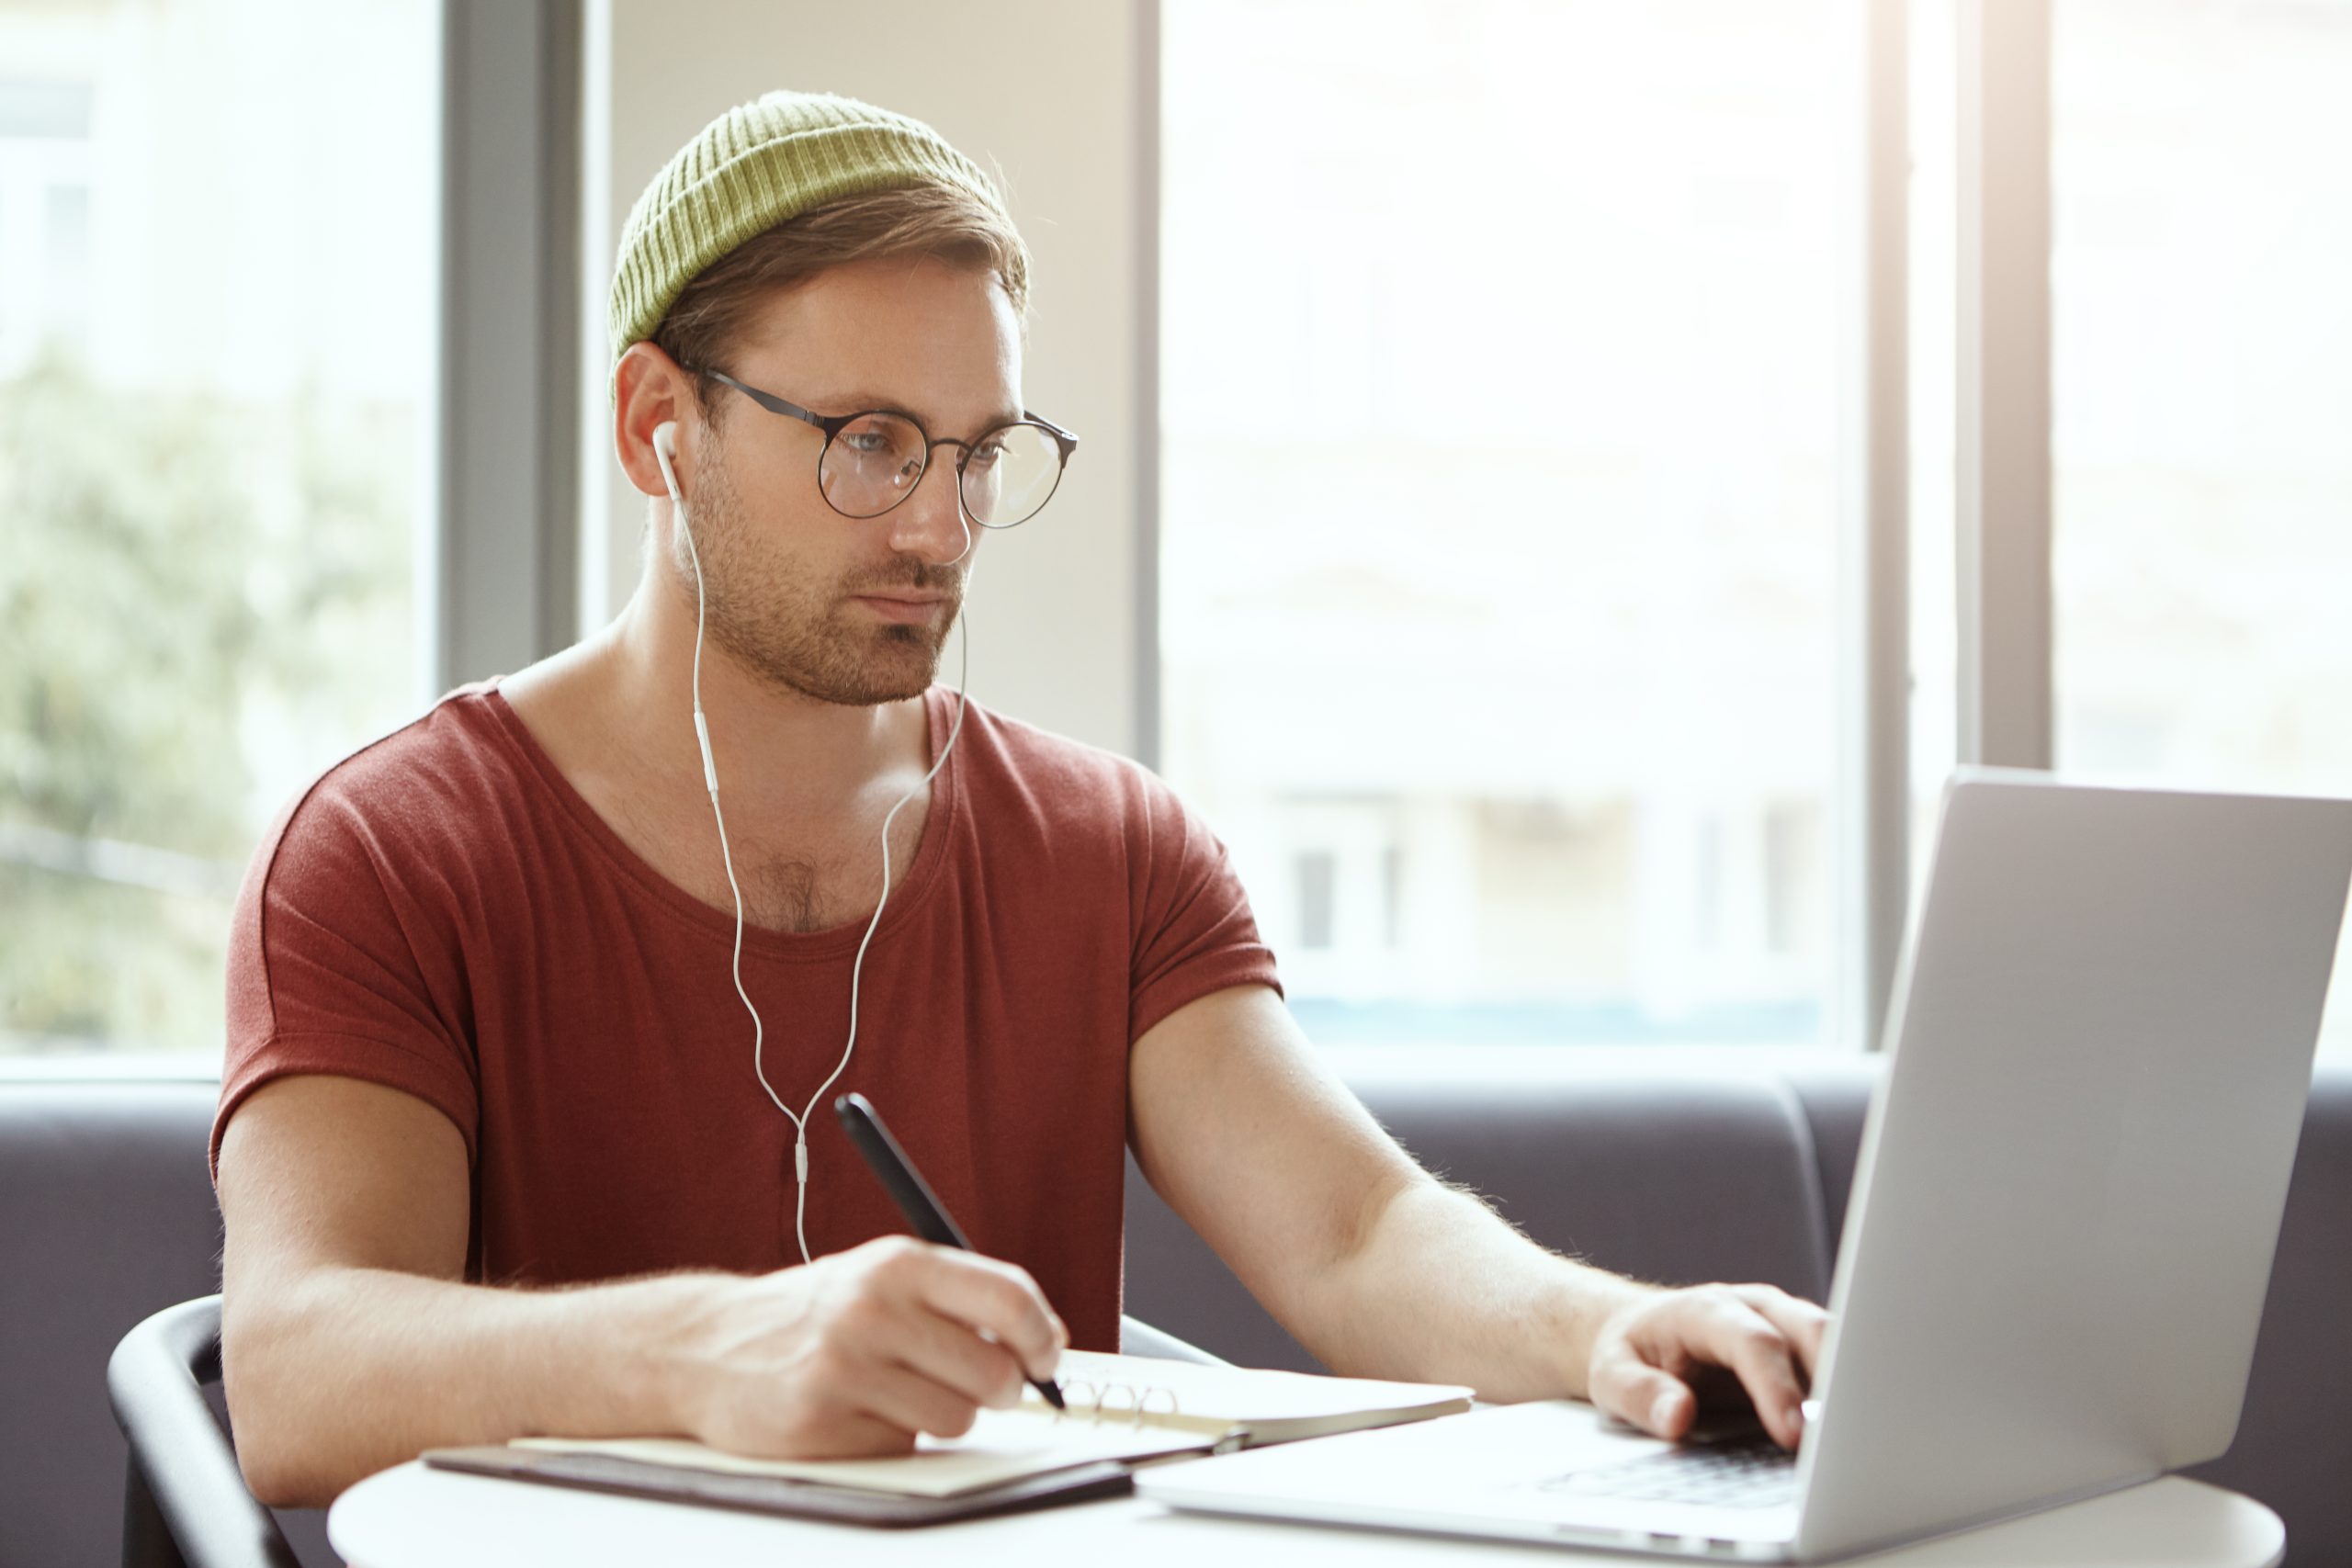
[218,1077,1071,1506]
[660,1235,1069,1458]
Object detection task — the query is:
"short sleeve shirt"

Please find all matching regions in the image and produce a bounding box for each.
[213,682,1280,1351]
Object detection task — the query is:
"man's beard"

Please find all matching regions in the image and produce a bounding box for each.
[672,443,964,707]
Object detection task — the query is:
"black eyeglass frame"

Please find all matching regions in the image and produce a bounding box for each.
[683,363,1080,528]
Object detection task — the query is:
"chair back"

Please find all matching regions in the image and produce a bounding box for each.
[107,1294,300,1568]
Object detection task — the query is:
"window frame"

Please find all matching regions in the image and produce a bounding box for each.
[433,0,585,692]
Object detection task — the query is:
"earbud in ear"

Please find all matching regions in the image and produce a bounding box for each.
[650,421,683,504]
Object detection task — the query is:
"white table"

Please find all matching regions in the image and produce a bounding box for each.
[333,1457,2285,1568]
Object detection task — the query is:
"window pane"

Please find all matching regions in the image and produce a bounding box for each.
[0,0,435,1061]
[1161,0,1845,1046]
[2052,0,2352,1057]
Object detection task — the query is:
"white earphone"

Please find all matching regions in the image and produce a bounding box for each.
[651,419,972,1265]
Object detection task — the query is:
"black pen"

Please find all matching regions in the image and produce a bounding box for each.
[833,1092,1068,1410]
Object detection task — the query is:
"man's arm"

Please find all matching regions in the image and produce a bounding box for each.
[217,1075,1066,1507]
[1127,987,1826,1449]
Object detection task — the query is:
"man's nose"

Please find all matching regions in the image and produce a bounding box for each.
[883,448,972,565]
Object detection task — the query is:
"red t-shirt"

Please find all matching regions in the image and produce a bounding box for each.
[214,681,1280,1352]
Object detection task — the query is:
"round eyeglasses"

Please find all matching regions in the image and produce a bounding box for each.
[684,364,1079,529]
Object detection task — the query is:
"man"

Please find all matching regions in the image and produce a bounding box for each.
[215,91,1826,1509]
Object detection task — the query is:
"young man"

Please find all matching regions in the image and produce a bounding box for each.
[214,92,1826,1508]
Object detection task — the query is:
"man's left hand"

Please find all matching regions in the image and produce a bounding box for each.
[1586,1283,1828,1450]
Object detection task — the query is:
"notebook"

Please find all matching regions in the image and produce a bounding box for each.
[423,1350,1474,1527]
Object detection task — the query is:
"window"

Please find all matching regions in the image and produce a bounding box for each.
[1160,0,1845,1046]
[0,0,436,1062]
[2051,0,2352,1056]
[1163,1,2352,1058]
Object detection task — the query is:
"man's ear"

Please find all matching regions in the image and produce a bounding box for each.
[613,342,699,501]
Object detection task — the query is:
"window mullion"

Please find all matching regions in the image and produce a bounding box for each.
[1841,0,1912,1052]
[1954,0,2053,771]
[432,0,582,694]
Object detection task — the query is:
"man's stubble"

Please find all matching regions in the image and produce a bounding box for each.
[670,434,964,708]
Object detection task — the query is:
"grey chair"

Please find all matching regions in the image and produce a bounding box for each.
[107,1295,300,1568]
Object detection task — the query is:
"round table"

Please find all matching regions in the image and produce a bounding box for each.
[332,1461,2284,1568]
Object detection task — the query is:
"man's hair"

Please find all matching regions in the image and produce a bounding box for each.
[652,182,1031,424]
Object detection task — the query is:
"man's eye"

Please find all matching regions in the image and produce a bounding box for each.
[842,433,896,456]
[971,442,1008,466]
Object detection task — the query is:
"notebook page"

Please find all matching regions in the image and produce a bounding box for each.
[512,1406,1208,1500]
[1054,1350,1475,1434]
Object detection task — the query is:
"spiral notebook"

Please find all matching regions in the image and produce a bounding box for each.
[423,1350,1475,1526]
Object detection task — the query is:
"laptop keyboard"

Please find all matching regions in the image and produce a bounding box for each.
[1540,1437,1797,1509]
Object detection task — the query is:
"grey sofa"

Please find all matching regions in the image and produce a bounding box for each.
[6,1055,2346,1567]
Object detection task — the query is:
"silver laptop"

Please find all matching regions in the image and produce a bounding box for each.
[1139,770,2352,1562]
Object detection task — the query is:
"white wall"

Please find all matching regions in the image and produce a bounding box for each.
[584,0,1149,759]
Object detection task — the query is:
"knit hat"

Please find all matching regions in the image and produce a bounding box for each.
[607,89,1018,371]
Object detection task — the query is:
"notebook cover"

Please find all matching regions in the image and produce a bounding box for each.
[422,1444,1136,1529]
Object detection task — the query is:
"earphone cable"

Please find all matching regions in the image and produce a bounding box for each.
[667,434,973,1263]
[791,609,969,1259]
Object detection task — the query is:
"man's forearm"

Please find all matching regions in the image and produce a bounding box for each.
[224,1265,718,1508]
[1301,1179,1657,1401]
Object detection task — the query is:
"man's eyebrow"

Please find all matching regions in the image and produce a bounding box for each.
[823,391,1025,432]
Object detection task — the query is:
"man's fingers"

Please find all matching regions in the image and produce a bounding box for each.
[1731,1286,1829,1384]
[1596,1289,1815,1450]
[885,1299,1029,1411]
[787,1407,917,1459]
[1693,1298,1809,1450]
[1590,1353,1699,1441]
[851,1357,988,1442]
[903,1247,1063,1379]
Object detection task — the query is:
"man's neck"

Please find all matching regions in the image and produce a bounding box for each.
[582,574,930,820]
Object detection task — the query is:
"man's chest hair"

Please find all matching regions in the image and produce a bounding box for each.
[615,788,932,936]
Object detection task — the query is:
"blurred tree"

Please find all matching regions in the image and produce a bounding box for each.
[0,350,413,1054]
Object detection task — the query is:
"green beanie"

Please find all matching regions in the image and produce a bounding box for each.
[607,89,1017,372]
